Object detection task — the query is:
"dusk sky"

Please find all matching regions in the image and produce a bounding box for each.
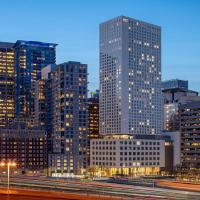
[1,0,200,92]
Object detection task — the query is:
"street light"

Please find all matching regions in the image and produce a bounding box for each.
[0,161,16,192]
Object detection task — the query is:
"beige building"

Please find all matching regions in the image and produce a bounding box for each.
[90,134,165,177]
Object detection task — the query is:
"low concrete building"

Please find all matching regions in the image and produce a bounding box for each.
[90,134,165,177]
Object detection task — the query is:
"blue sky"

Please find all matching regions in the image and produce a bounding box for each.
[1,0,200,92]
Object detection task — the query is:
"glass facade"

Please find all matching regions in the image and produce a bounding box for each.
[0,42,15,127]
[14,40,57,119]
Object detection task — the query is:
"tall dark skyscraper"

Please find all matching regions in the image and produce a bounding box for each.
[0,42,15,127]
[14,40,57,120]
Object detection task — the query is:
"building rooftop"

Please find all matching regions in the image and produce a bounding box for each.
[0,42,14,49]
[101,134,164,140]
[100,15,161,29]
[14,40,58,48]
[162,87,198,95]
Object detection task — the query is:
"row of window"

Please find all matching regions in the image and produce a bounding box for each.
[92,162,160,167]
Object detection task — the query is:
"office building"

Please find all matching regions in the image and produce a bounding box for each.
[162,79,188,90]
[90,16,165,177]
[0,42,15,127]
[162,80,198,131]
[100,16,162,135]
[179,99,200,180]
[14,40,57,120]
[46,62,88,176]
[90,134,165,177]
[0,120,47,175]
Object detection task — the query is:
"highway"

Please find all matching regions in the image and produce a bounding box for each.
[0,176,200,200]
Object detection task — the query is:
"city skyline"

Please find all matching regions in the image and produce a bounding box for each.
[0,0,200,92]
[0,4,200,198]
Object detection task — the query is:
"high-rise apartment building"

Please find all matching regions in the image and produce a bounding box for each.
[34,64,56,154]
[14,40,57,119]
[0,42,15,127]
[45,62,88,176]
[100,16,162,135]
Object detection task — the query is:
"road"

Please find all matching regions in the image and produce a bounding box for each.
[0,176,199,200]
[156,180,200,192]
[0,188,125,200]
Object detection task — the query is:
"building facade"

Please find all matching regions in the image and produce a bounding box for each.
[90,134,165,177]
[162,81,198,131]
[162,79,188,91]
[14,40,57,120]
[0,42,15,127]
[90,16,165,177]
[88,90,99,140]
[46,62,88,176]
[0,121,47,175]
[34,79,46,128]
[100,16,162,135]
[179,100,200,179]
[162,131,181,173]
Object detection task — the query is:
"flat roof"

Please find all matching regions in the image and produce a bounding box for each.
[0,42,14,49]
[14,40,58,48]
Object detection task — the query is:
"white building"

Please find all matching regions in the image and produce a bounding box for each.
[99,16,162,135]
[90,16,165,177]
[90,134,165,177]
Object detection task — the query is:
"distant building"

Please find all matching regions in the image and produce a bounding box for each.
[162,131,181,173]
[0,42,15,127]
[88,90,100,169]
[162,79,188,90]
[0,120,47,175]
[179,99,200,178]
[34,64,56,155]
[44,62,88,176]
[34,79,46,128]
[162,80,198,131]
[88,90,99,140]
[14,40,57,120]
